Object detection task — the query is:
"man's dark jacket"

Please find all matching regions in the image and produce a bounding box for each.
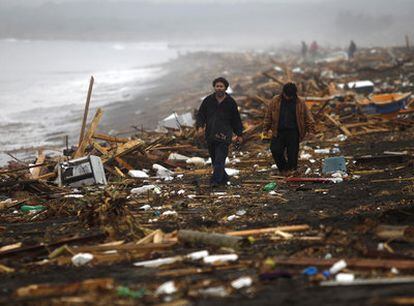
[196,94,243,144]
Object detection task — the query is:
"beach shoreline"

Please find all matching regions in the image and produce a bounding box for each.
[0,50,276,165]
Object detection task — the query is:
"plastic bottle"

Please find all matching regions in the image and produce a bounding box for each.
[20,205,46,212]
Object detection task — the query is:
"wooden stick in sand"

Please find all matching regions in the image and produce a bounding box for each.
[78,76,94,147]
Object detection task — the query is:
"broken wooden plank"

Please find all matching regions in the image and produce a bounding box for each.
[325,113,352,136]
[115,157,134,171]
[74,108,103,158]
[225,225,310,237]
[78,76,94,147]
[31,150,46,179]
[92,133,129,143]
[376,225,414,242]
[16,278,113,298]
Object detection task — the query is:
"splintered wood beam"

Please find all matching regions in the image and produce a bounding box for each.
[74,108,103,159]
[92,133,129,143]
[78,76,94,147]
[324,113,352,136]
[31,150,46,179]
[114,166,126,177]
[115,157,134,171]
[92,141,109,155]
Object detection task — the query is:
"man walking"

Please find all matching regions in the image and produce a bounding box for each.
[348,40,357,59]
[262,82,315,175]
[196,77,243,187]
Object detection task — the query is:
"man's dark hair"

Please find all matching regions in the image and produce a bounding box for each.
[282,82,298,98]
[213,77,229,89]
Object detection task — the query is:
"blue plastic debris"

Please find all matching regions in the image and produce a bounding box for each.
[322,156,347,174]
[303,266,318,276]
[322,270,331,279]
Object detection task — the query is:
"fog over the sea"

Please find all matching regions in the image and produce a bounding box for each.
[0,0,413,48]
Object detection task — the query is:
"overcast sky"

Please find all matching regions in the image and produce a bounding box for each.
[0,0,327,5]
[1,0,413,47]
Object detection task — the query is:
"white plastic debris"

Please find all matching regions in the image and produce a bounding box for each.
[300,153,312,160]
[203,254,238,264]
[236,209,246,216]
[269,191,277,196]
[186,250,209,260]
[292,67,303,74]
[305,168,312,175]
[335,273,355,283]
[331,171,345,178]
[198,286,228,297]
[64,194,84,198]
[337,134,348,141]
[227,215,239,221]
[153,164,174,179]
[131,185,157,195]
[168,152,189,161]
[155,281,177,295]
[329,259,347,274]
[271,164,278,169]
[177,189,185,195]
[231,158,241,164]
[314,149,330,154]
[310,159,316,164]
[71,253,94,266]
[231,276,253,289]
[331,177,344,184]
[225,168,240,176]
[391,267,399,274]
[134,257,180,268]
[128,170,149,178]
[161,210,177,216]
[186,157,206,166]
[139,204,151,211]
[274,65,283,72]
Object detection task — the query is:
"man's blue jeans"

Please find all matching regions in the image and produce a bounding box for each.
[207,141,229,185]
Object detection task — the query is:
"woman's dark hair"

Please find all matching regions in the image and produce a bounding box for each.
[282,82,298,98]
[212,77,229,89]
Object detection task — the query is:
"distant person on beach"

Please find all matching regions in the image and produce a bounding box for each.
[262,82,315,176]
[348,40,357,59]
[309,41,319,58]
[196,77,243,188]
[301,41,308,59]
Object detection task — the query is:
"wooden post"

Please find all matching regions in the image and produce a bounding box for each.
[74,108,103,159]
[78,76,94,147]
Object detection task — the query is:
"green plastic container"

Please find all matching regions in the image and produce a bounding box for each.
[116,286,146,299]
[263,182,277,192]
[20,205,46,212]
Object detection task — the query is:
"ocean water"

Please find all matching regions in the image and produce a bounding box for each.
[0,39,179,164]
